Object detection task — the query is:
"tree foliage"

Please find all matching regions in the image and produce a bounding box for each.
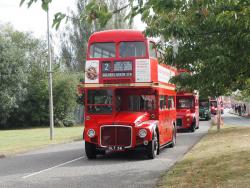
[0,24,80,129]
[60,0,95,72]
[135,0,250,97]
[60,0,131,71]
[20,0,250,98]
[0,25,30,127]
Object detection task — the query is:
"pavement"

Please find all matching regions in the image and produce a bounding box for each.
[0,121,212,188]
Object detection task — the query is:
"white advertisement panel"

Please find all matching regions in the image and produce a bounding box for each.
[158,65,175,83]
[135,59,151,82]
[85,60,99,83]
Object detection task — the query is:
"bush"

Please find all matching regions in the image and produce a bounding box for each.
[53,71,80,127]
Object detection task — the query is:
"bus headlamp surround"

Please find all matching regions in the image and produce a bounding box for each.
[138,129,147,138]
[87,129,95,138]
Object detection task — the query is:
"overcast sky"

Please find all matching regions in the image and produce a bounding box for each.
[0,0,75,38]
[0,0,145,36]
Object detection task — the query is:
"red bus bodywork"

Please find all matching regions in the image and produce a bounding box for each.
[176,91,199,132]
[79,30,177,159]
[210,97,224,115]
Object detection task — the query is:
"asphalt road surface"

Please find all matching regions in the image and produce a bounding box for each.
[0,121,211,188]
[223,109,250,126]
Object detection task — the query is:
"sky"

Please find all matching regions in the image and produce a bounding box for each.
[0,0,146,40]
[0,0,76,38]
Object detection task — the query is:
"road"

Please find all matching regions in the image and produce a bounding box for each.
[0,121,211,188]
[223,109,250,126]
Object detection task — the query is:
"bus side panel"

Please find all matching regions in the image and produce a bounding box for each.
[167,90,177,142]
[150,58,158,82]
[158,109,169,145]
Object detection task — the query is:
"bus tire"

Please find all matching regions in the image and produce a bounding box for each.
[169,125,176,148]
[147,129,158,159]
[196,120,199,129]
[85,141,97,159]
[190,119,196,132]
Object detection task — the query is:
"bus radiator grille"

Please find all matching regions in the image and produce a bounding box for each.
[101,126,132,147]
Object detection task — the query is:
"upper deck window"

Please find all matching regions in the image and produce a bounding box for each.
[149,42,157,58]
[90,43,115,58]
[119,42,146,58]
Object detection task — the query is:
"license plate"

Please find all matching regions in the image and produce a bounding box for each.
[108,146,125,151]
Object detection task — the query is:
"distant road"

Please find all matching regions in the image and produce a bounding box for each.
[0,121,211,188]
[223,109,250,126]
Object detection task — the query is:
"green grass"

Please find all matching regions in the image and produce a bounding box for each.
[158,124,250,188]
[0,126,84,156]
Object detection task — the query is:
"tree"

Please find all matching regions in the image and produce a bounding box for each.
[0,24,50,128]
[60,0,94,71]
[20,0,250,98]
[60,0,131,72]
[0,24,29,128]
[20,0,131,30]
[135,0,250,97]
[0,24,80,129]
[53,71,80,126]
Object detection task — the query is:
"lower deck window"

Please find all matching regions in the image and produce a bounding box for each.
[127,95,155,112]
[87,106,112,114]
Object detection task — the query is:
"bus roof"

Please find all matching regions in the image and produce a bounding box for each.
[88,29,147,43]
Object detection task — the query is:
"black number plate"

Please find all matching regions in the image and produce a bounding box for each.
[108,146,125,151]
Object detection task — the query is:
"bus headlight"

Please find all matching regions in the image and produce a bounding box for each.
[87,129,95,138]
[138,129,147,138]
[186,117,190,122]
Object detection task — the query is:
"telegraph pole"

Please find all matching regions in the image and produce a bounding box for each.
[46,5,54,140]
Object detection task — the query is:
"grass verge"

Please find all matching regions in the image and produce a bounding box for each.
[0,126,84,156]
[158,124,250,188]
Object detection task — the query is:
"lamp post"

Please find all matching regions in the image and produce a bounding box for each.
[46,5,54,140]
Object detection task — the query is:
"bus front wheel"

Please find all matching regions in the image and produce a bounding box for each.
[85,141,97,159]
[190,120,196,132]
[147,130,159,159]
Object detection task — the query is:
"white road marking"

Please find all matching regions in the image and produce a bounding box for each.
[22,156,85,179]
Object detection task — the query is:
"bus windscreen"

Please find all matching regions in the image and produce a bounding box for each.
[119,42,146,58]
[90,43,115,58]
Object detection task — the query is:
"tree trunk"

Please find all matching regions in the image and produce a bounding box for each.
[217,109,221,131]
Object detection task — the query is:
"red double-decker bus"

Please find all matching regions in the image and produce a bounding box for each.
[174,69,199,132]
[79,30,177,159]
[176,91,199,132]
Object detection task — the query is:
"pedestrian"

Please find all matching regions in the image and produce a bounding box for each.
[235,104,237,114]
[243,104,246,115]
[238,105,242,116]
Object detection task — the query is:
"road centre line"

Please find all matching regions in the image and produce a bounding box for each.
[22,156,85,179]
